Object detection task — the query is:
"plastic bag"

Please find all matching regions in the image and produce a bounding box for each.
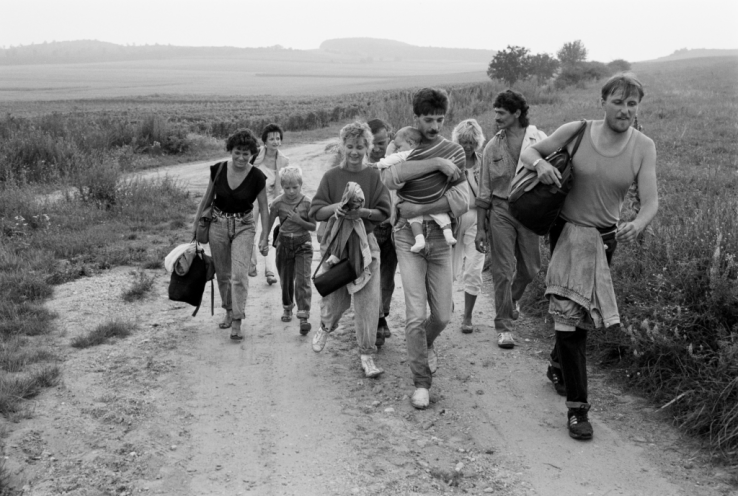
[164,243,196,274]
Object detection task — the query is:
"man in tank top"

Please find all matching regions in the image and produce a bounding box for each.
[520,73,658,441]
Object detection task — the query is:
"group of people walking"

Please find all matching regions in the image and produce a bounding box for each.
[193,73,658,441]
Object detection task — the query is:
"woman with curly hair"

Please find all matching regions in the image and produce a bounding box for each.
[308,121,392,378]
[451,119,487,334]
[193,128,270,340]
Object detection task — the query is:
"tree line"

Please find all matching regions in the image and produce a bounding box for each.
[487,40,631,88]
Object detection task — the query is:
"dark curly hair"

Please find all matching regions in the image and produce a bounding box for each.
[493,90,530,128]
[412,87,449,116]
[261,123,284,143]
[225,128,260,154]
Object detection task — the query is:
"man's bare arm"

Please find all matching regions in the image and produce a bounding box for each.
[617,141,658,243]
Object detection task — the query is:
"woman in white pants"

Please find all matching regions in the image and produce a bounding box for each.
[450,119,486,334]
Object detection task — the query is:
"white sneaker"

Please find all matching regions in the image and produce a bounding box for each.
[428,346,438,375]
[360,355,384,378]
[411,388,430,409]
[312,325,329,352]
[497,332,515,349]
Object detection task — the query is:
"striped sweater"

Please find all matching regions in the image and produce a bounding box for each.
[397,138,466,204]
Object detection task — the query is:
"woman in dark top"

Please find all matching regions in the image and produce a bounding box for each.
[196,128,269,340]
[308,121,392,378]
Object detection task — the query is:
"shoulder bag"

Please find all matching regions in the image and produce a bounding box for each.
[168,242,216,317]
[312,217,358,297]
[195,161,226,244]
[509,120,587,236]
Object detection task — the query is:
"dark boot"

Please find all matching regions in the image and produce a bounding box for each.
[567,404,593,440]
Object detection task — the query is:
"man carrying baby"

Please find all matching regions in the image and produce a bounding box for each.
[382,87,469,409]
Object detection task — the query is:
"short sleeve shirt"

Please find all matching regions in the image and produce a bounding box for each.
[270,194,313,235]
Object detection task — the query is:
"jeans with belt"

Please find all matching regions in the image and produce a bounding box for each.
[275,231,313,317]
[394,221,453,389]
[209,211,256,320]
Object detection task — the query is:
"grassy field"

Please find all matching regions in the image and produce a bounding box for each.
[0,56,487,101]
[0,55,737,464]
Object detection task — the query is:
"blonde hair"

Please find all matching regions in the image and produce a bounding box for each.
[339,121,374,164]
[395,126,422,147]
[452,119,485,152]
[279,165,303,185]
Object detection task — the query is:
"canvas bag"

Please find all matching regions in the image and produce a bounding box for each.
[168,243,216,317]
[508,121,587,236]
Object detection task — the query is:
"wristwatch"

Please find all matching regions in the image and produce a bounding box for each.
[532,158,544,169]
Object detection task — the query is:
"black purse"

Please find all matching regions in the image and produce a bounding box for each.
[312,218,358,297]
[168,243,216,317]
[509,120,587,236]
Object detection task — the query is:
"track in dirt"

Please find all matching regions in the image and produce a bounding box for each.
[6,140,733,496]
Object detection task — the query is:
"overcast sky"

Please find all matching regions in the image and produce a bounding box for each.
[2,0,736,62]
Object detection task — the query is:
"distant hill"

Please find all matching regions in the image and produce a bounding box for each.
[320,38,495,63]
[0,39,335,65]
[0,38,496,66]
[649,48,738,62]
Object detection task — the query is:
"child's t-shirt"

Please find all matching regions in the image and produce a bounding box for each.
[270,194,313,235]
[397,138,466,204]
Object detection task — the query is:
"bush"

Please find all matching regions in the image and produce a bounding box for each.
[608,59,632,72]
[70,320,135,349]
[122,270,155,302]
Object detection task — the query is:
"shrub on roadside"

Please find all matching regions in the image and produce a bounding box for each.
[70,320,135,349]
[122,270,155,302]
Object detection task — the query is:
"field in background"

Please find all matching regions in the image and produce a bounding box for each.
[0,57,487,101]
[1,55,737,464]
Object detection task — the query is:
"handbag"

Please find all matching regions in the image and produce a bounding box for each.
[509,120,587,236]
[272,195,304,248]
[312,218,358,297]
[195,162,226,244]
[168,243,216,317]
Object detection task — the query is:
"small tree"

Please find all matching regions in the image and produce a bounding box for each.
[607,59,632,72]
[557,40,588,66]
[528,53,560,85]
[487,45,531,86]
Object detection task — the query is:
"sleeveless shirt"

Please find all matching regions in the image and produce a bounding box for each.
[211,162,266,214]
[560,122,644,228]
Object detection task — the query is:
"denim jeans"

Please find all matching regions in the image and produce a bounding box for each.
[319,234,381,356]
[209,211,256,321]
[488,198,541,332]
[374,223,397,318]
[275,232,313,317]
[250,200,276,277]
[395,221,453,389]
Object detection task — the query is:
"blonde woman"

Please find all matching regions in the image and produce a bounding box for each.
[451,119,487,334]
[308,122,392,378]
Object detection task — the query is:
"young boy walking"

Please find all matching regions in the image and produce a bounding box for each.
[266,166,316,334]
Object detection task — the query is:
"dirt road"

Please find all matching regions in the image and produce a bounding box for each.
[5,140,734,495]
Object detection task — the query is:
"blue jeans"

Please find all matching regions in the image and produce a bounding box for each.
[374,223,397,318]
[275,232,312,317]
[394,221,453,389]
[209,212,256,321]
